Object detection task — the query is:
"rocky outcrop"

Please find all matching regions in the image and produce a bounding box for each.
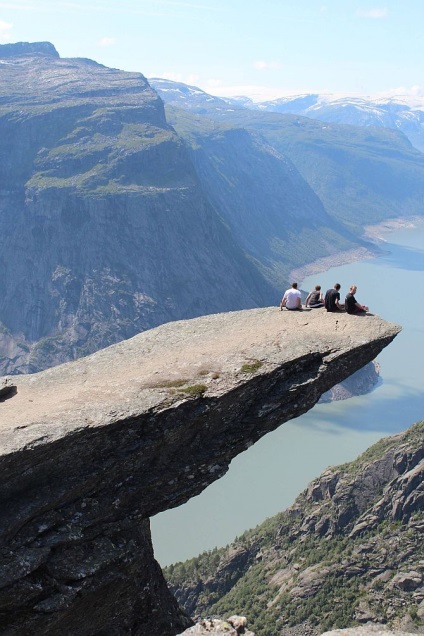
[166,419,423,636]
[178,616,255,636]
[0,308,399,635]
[0,41,59,58]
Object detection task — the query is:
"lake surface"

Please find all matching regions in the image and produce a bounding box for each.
[151,220,424,566]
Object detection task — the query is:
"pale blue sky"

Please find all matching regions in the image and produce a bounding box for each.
[0,0,423,101]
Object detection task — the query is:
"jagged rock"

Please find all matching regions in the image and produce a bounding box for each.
[389,572,422,591]
[0,308,399,635]
[177,617,255,635]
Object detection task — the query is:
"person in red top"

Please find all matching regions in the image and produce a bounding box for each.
[345,285,369,314]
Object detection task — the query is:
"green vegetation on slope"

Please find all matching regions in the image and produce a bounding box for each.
[165,422,424,636]
[207,110,424,232]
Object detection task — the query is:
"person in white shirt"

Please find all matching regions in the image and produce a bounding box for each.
[280,282,302,311]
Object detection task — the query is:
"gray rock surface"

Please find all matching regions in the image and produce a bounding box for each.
[320,627,418,636]
[0,308,399,634]
[177,616,255,635]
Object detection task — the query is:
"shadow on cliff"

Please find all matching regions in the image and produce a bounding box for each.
[0,386,17,402]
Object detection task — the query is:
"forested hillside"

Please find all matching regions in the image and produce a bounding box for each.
[166,422,424,636]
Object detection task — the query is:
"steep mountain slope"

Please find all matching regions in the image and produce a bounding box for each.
[223,111,424,231]
[0,43,277,374]
[166,107,362,290]
[151,79,424,232]
[165,421,424,636]
[148,78,238,115]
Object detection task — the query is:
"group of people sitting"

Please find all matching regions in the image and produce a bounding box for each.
[280,282,369,314]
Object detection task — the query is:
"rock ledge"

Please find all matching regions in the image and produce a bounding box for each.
[0,308,400,635]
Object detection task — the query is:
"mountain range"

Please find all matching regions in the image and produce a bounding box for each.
[1,42,424,376]
[149,78,424,153]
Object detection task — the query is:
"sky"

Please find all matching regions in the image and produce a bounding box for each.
[0,0,423,102]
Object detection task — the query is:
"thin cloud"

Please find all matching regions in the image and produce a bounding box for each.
[160,71,200,86]
[356,7,388,19]
[161,71,184,82]
[0,18,13,42]
[98,37,116,47]
[253,60,283,71]
[383,85,424,99]
[204,83,291,102]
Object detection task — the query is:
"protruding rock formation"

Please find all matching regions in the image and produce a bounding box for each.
[0,308,400,635]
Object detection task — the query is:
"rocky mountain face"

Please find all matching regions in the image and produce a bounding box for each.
[0,308,399,635]
[0,42,278,375]
[166,421,424,636]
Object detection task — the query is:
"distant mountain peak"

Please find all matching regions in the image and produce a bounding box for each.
[0,41,59,59]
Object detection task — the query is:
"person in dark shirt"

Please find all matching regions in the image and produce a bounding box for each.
[345,285,369,314]
[324,283,344,312]
[305,284,324,308]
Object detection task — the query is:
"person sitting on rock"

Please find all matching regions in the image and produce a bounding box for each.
[280,282,302,311]
[345,285,369,314]
[324,283,344,312]
[305,284,324,308]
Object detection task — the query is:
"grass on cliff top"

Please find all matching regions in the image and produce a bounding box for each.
[240,360,263,373]
[151,379,208,398]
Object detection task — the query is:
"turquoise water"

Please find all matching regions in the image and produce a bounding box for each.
[151,221,424,566]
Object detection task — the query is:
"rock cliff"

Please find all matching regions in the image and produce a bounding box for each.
[0,42,276,375]
[168,420,423,636]
[0,308,399,635]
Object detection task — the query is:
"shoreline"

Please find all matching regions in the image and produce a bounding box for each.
[290,246,376,286]
[290,215,423,286]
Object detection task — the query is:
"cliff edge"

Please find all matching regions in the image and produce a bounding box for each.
[0,308,400,635]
